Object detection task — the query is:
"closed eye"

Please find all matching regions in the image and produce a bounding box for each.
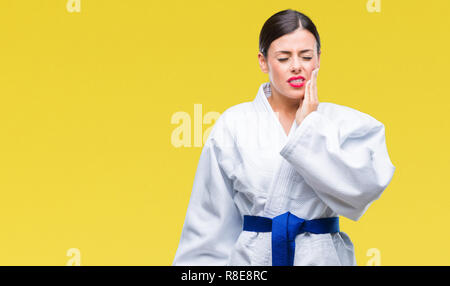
[278,57,312,62]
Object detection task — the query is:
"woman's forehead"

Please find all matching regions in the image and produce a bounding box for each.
[270,29,317,52]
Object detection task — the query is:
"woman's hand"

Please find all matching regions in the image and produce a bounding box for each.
[295,68,320,125]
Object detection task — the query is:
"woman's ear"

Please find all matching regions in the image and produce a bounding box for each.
[258,52,269,74]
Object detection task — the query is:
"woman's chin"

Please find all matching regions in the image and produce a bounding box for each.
[287,93,304,101]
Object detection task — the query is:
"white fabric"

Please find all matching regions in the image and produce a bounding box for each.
[172,82,396,266]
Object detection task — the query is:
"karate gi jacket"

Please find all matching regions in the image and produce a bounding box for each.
[173,82,396,266]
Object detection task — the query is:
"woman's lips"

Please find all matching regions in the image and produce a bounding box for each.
[288,79,305,88]
[287,76,306,88]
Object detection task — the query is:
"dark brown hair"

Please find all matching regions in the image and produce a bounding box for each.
[259,9,321,58]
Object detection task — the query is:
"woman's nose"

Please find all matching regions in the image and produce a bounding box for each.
[290,57,302,73]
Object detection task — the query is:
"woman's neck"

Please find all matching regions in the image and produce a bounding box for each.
[267,85,302,119]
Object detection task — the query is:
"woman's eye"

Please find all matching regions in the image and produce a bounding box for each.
[278,57,312,62]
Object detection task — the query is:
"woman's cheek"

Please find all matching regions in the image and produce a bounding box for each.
[273,70,284,84]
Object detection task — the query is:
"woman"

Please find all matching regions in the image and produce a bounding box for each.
[172,9,395,266]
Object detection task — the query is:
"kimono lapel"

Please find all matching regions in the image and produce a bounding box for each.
[252,82,300,217]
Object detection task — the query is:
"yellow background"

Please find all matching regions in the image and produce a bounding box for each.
[0,0,448,265]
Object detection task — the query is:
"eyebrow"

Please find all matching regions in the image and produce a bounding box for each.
[275,49,313,54]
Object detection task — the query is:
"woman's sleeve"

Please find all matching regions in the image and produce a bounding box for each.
[172,118,242,266]
[280,110,396,221]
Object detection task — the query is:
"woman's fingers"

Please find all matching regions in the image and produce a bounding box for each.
[297,69,319,124]
[312,68,319,102]
[304,80,311,104]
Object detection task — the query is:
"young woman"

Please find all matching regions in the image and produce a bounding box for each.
[172,9,395,266]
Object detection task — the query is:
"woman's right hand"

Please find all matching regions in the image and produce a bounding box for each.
[295,68,320,126]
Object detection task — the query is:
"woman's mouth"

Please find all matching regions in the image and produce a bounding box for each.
[287,76,306,88]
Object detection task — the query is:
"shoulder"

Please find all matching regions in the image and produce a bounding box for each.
[209,102,253,137]
[206,101,253,148]
[317,102,384,135]
[223,101,254,119]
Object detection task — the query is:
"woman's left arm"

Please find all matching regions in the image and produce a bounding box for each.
[281,110,396,221]
[285,69,395,221]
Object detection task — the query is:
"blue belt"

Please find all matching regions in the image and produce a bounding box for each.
[243,211,340,266]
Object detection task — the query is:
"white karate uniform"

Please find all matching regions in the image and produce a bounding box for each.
[172,82,396,266]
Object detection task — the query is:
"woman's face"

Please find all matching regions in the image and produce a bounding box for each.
[258,27,320,102]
